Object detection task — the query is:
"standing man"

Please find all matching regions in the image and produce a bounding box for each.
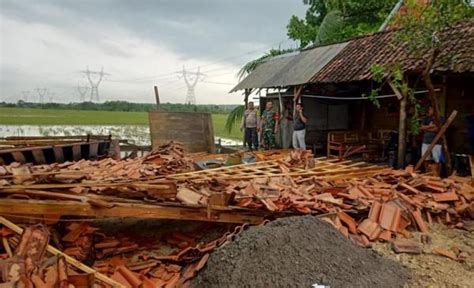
[292,103,308,149]
[261,101,279,150]
[240,102,259,151]
[280,99,294,149]
[420,105,445,174]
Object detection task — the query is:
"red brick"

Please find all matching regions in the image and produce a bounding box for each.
[368,201,382,222]
[379,203,401,232]
[338,211,357,234]
[432,191,459,202]
[412,209,429,233]
[433,247,457,260]
[392,239,422,254]
[357,219,382,240]
[379,230,392,242]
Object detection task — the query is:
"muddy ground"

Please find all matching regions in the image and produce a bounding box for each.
[373,222,474,288]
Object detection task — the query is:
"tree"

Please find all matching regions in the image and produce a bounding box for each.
[287,0,398,48]
[370,0,473,169]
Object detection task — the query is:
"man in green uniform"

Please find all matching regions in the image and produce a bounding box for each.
[260,101,279,150]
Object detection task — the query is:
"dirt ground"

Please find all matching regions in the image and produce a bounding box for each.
[192,216,408,288]
[372,222,474,288]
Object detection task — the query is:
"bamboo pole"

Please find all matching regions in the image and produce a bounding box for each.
[0,216,126,288]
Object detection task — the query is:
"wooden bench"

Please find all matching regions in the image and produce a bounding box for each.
[327,131,366,158]
[327,130,391,160]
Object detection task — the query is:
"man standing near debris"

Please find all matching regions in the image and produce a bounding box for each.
[292,103,307,149]
[240,102,259,151]
[261,101,279,150]
[420,105,445,174]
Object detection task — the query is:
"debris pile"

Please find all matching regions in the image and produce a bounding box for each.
[321,167,474,247]
[0,144,472,286]
[192,216,409,288]
[0,141,193,184]
[0,219,245,287]
[0,225,77,287]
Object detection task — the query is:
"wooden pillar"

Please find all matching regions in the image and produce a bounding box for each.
[360,103,366,131]
[397,93,407,168]
[154,86,160,107]
[244,89,250,108]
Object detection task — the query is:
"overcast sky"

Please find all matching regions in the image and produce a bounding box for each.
[0,0,305,104]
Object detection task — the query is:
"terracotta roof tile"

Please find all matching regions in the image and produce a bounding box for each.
[311,20,474,83]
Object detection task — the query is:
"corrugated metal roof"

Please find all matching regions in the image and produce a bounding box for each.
[230,42,348,92]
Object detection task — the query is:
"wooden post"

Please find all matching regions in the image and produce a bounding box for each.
[469,155,474,185]
[244,89,250,108]
[414,110,458,170]
[154,86,160,108]
[397,91,407,168]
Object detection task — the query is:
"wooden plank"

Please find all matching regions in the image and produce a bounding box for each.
[0,216,126,288]
[31,149,47,164]
[149,111,215,153]
[89,142,99,157]
[0,199,265,224]
[470,155,474,185]
[11,151,26,163]
[0,182,172,190]
[72,144,82,161]
[53,146,65,163]
[415,110,458,170]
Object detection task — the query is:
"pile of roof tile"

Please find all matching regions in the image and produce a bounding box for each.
[0,225,90,287]
[0,220,247,287]
[0,142,195,204]
[0,143,472,286]
[0,141,193,184]
[321,166,474,248]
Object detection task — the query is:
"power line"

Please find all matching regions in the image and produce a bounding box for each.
[105,38,292,83]
[202,80,235,86]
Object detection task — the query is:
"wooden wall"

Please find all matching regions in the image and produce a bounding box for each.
[149,111,215,153]
[444,74,474,153]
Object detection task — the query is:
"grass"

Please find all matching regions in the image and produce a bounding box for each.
[211,114,243,140]
[0,107,243,140]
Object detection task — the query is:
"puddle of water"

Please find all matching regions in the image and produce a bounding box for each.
[0,125,242,147]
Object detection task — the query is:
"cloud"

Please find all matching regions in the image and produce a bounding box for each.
[0,0,305,104]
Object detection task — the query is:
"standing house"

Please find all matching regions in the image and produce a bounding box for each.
[230,42,350,148]
[231,20,474,165]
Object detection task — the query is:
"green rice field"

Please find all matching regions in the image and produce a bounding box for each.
[0,107,243,140]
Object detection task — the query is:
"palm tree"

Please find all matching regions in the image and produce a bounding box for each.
[236,48,297,80]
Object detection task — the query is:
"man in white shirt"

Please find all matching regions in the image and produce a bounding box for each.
[240,102,260,151]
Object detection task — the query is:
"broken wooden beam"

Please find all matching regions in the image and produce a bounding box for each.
[0,199,266,224]
[415,110,458,170]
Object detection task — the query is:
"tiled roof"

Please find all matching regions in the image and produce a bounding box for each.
[311,20,474,83]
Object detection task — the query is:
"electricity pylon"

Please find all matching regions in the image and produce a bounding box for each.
[21,90,30,102]
[177,65,206,105]
[35,88,48,103]
[80,67,109,102]
[77,86,90,102]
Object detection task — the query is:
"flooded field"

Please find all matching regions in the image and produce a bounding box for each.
[0,125,241,146]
